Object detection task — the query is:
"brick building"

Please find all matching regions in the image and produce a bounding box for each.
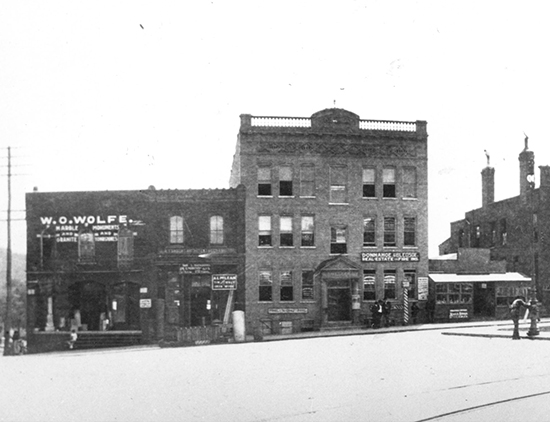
[25,187,245,353]
[229,108,429,333]
[439,137,550,308]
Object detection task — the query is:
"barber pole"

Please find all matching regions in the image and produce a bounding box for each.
[403,280,410,324]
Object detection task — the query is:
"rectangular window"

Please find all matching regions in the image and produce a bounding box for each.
[301,215,315,247]
[300,165,315,197]
[258,167,272,196]
[383,167,396,198]
[259,271,273,302]
[404,270,416,300]
[280,216,293,247]
[362,167,376,198]
[473,225,481,247]
[280,271,293,301]
[210,215,224,245]
[301,270,314,300]
[363,217,376,247]
[404,217,416,247]
[363,270,376,301]
[384,270,396,299]
[170,216,184,244]
[117,228,134,266]
[330,166,347,203]
[330,226,347,254]
[259,216,272,246]
[78,232,95,262]
[402,167,417,198]
[384,217,396,247]
[279,166,293,196]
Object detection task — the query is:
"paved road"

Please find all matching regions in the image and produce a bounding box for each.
[1,327,549,422]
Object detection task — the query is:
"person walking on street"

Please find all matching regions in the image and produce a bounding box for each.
[370,301,382,329]
[411,302,420,325]
[510,296,530,340]
[382,299,392,327]
[527,299,540,338]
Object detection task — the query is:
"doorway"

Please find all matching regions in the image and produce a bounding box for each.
[473,282,495,318]
[327,287,351,322]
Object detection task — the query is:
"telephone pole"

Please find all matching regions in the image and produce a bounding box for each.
[3,147,12,355]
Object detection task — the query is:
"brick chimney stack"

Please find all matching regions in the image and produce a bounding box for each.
[519,135,535,202]
[481,166,495,207]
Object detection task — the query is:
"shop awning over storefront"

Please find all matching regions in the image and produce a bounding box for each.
[429,272,531,283]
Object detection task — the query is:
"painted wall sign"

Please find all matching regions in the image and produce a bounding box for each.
[179,263,211,274]
[268,308,308,314]
[212,274,237,290]
[38,215,139,243]
[361,252,420,262]
[140,299,152,308]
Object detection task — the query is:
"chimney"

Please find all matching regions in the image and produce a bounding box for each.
[539,165,550,202]
[481,166,495,207]
[519,135,535,201]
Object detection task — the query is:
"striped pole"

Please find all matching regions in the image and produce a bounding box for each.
[403,288,409,325]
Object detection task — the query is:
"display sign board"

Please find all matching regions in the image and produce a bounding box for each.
[268,308,308,314]
[449,309,469,319]
[418,277,429,300]
[361,252,420,262]
[140,299,152,308]
[179,263,211,274]
[212,274,237,290]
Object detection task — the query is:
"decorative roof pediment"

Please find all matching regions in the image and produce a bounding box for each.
[315,255,362,274]
[311,108,359,131]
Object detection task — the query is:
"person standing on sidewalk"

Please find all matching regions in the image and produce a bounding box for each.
[527,299,540,338]
[510,296,530,340]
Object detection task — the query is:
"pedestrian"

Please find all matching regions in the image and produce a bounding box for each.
[411,302,420,325]
[370,301,379,328]
[382,299,392,327]
[426,298,435,323]
[527,299,540,338]
[510,296,530,340]
[68,329,78,349]
[3,331,12,356]
[11,330,24,355]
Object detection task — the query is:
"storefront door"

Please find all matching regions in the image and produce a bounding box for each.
[327,287,351,321]
[474,282,495,317]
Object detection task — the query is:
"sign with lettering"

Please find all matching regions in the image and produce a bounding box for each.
[140,299,152,308]
[268,308,308,314]
[38,215,139,243]
[361,252,420,262]
[418,277,429,300]
[179,263,211,274]
[449,309,469,319]
[212,274,237,290]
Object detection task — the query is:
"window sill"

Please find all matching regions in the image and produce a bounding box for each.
[280,301,296,304]
[402,197,418,201]
[258,246,274,249]
[362,245,377,248]
[257,195,274,198]
[300,246,316,249]
[362,197,378,200]
[299,196,316,199]
[382,197,397,200]
[403,246,418,249]
[300,300,316,304]
[280,246,295,249]
[279,195,295,199]
[329,203,349,205]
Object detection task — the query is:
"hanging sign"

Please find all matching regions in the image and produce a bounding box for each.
[140,299,152,308]
[212,274,237,290]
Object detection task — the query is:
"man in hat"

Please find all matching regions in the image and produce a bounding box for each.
[526,299,540,338]
[510,296,530,340]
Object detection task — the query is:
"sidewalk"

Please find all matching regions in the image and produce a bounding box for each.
[261,318,550,342]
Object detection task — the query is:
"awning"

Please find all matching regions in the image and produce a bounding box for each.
[429,272,531,283]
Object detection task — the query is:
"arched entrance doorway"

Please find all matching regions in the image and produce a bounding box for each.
[316,256,361,326]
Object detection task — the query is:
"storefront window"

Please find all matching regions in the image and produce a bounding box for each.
[435,283,473,304]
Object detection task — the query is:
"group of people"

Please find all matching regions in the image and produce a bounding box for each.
[510,296,540,340]
[370,300,393,328]
[3,330,26,355]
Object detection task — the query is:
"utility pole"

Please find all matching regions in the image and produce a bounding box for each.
[3,147,12,355]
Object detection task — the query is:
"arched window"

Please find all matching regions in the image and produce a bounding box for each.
[170,216,184,244]
[210,216,224,245]
[78,231,95,261]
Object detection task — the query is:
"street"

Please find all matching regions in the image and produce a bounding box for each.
[1,327,550,422]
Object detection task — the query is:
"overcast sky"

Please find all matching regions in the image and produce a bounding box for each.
[1,0,550,256]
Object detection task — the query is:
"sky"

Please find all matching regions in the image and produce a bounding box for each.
[1,0,550,256]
